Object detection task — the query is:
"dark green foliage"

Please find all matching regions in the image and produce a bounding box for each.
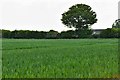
[75,29,93,38]
[1,29,48,39]
[2,29,78,39]
[92,34,100,38]
[61,4,97,38]
[1,28,119,39]
[100,28,120,38]
[99,19,120,38]
[59,30,77,39]
[2,30,11,38]
[112,19,120,28]
[46,30,58,39]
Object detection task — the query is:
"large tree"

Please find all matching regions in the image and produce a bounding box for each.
[61,4,97,38]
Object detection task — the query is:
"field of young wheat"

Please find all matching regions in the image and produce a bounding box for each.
[2,39,119,78]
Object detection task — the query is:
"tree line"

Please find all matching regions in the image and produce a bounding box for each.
[1,28,120,39]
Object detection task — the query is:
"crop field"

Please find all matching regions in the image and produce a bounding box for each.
[2,39,119,78]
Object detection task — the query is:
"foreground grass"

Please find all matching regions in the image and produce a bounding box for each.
[2,39,119,78]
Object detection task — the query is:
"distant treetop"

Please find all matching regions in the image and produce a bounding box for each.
[112,19,120,28]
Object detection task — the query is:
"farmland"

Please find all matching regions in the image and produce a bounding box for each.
[2,39,119,78]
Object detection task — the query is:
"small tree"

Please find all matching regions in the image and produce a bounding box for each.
[61,4,97,38]
[112,19,120,28]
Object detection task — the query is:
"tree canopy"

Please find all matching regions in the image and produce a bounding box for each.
[61,4,97,30]
[112,19,120,28]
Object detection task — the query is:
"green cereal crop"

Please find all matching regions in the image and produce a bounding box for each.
[2,39,119,78]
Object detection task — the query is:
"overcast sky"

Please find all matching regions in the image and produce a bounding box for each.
[0,0,119,32]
